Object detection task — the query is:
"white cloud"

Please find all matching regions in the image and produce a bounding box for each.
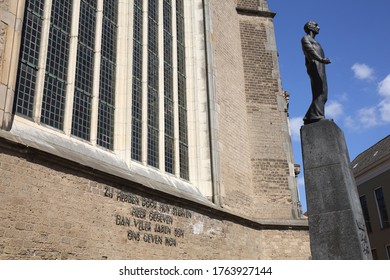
[351,63,375,80]
[344,108,379,131]
[289,117,303,142]
[344,73,390,131]
[326,101,344,119]
[357,107,379,128]
[344,116,357,130]
[378,74,390,98]
[337,92,349,102]
[379,99,390,123]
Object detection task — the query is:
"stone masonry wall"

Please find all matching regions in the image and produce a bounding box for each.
[0,142,310,260]
[0,0,9,127]
[208,0,255,217]
[0,21,6,72]
[1,0,22,130]
[209,0,296,219]
[237,0,259,10]
[238,8,294,219]
[0,0,9,70]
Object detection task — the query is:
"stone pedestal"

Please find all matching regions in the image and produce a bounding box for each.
[300,120,372,260]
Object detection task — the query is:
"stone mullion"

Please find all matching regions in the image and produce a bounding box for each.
[158,0,165,171]
[141,0,149,165]
[89,0,103,146]
[62,0,81,136]
[32,0,52,123]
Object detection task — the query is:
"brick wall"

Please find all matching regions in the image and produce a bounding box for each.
[237,0,259,10]
[208,0,254,217]
[209,0,297,219]
[0,141,310,260]
[239,9,295,219]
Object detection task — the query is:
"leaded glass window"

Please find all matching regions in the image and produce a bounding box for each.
[164,0,174,174]
[15,0,118,150]
[40,0,72,130]
[131,0,144,162]
[97,0,118,149]
[16,0,190,181]
[131,0,190,179]
[176,0,189,180]
[72,0,97,140]
[15,0,44,118]
[147,0,160,168]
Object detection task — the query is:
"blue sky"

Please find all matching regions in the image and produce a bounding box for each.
[268,0,390,212]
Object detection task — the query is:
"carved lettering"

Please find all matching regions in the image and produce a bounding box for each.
[131,207,146,219]
[127,230,140,241]
[159,203,171,213]
[165,237,177,247]
[117,191,139,205]
[116,215,131,227]
[143,233,163,245]
[104,187,113,198]
[356,220,370,255]
[174,228,184,238]
[172,207,192,218]
[105,188,193,248]
[142,198,157,209]
[149,210,173,224]
[154,224,171,235]
[134,219,151,231]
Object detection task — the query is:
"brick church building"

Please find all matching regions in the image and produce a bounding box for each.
[0,0,310,259]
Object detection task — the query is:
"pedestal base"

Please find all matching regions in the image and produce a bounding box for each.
[300,120,372,260]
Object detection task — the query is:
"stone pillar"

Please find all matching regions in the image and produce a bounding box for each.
[300,120,372,259]
[0,0,25,130]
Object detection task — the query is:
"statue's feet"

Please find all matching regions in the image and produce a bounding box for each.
[303,118,327,125]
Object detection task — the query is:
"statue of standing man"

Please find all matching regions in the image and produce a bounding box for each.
[301,20,331,125]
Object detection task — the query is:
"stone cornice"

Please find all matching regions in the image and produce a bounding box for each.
[236,7,276,18]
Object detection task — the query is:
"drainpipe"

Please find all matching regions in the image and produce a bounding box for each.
[202,0,223,207]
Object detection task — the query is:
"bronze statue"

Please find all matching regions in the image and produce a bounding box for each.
[301,20,331,125]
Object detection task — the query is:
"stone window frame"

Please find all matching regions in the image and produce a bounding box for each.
[9,0,212,198]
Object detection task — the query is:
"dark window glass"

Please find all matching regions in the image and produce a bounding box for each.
[40,0,72,130]
[164,0,174,174]
[15,0,45,117]
[131,0,143,161]
[176,0,189,179]
[147,0,159,168]
[72,0,96,140]
[360,195,372,233]
[97,0,118,149]
[375,188,389,229]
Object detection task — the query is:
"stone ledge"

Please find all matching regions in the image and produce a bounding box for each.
[236,7,276,18]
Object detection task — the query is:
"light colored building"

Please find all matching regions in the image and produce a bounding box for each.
[352,135,390,260]
[0,0,309,259]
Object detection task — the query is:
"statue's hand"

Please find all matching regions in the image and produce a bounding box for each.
[321,58,331,64]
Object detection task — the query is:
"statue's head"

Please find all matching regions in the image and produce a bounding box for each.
[304,20,320,35]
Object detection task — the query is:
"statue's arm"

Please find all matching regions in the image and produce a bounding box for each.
[301,36,330,64]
